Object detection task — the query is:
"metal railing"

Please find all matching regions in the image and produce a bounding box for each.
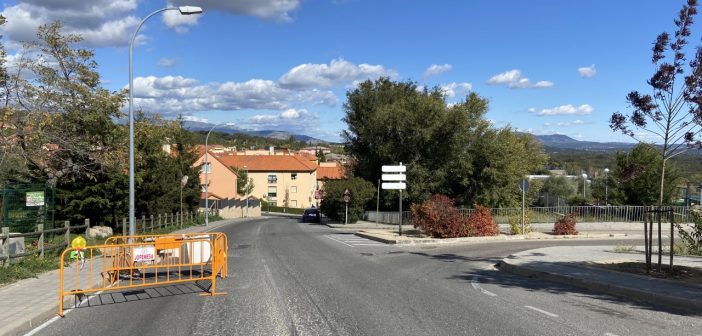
[365,205,694,225]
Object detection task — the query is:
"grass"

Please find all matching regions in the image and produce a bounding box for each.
[613,245,637,253]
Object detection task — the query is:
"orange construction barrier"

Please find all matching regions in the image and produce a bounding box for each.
[58,232,228,317]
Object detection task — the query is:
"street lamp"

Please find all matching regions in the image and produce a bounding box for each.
[244,165,249,218]
[180,175,188,225]
[582,173,588,198]
[128,5,203,236]
[604,168,609,205]
[204,122,235,226]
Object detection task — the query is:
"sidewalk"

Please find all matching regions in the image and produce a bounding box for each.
[498,246,702,312]
[0,218,240,336]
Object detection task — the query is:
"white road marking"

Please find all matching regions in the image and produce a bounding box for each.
[470,276,497,297]
[325,234,387,247]
[604,333,620,336]
[525,305,559,318]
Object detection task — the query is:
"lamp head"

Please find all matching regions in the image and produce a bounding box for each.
[178,6,203,15]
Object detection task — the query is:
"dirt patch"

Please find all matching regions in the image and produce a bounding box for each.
[584,261,702,286]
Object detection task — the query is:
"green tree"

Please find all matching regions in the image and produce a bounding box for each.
[613,143,680,205]
[320,177,375,223]
[230,166,254,197]
[540,175,576,206]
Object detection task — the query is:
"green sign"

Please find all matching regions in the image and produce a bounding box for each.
[26,191,45,207]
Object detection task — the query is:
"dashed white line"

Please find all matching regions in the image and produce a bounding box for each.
[325,235,354,247]
[470,277,497,297]
[604,333,620,336]
[525,305,559,318]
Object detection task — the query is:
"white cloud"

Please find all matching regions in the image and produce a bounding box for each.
[440,82,472,98]
[0,0,140,48]
[533,104,594,116]
[578,64,597,78]
[279,58,397,89]
[423,64,452,77]
[182,115,209,123]
[553,119,589,127]
[527,107,537,113]
[157,58,177,68]
[171,0,300,22]
[129,75,337,115]
[487,69,553,89]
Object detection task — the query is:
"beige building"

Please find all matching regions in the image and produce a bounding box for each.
[214,153,318,209]
[193,147,261,218]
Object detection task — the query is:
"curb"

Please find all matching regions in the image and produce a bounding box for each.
[497,258,702,313]
[4,218,244,336]
[353,231,634,245]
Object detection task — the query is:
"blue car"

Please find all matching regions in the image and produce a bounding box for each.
[302,208,321,223]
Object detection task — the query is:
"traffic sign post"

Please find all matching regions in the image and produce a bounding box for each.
[382,163,407,235]
[344,189,350,225]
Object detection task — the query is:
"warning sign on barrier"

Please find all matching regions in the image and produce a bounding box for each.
[132,246,155,262]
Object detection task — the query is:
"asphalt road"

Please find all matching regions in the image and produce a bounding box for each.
[35,217,701,336]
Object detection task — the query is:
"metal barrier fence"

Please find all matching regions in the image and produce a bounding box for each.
[58,232,228,316]
[365,205,694,225]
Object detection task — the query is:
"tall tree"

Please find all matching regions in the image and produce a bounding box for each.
[613,144,680,206]
[610,0,702,207]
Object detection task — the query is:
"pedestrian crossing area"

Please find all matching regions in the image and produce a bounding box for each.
[325,234,388,247]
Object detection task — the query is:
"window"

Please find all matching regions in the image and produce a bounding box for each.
[267,186,277,201]
[291,173,297,180]
[291,186,297,193]
[291,200,297,207]
[268,174,277,184]
[201,162,211,174]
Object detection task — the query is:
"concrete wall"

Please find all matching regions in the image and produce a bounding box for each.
[219,198,262,219]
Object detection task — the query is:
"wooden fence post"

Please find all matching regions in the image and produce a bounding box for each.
[85,218,90,230]
[150,215,154,233]
[38,224,45,258]
[2,227,9,267]
[158,214,162,229]
[64,221,71,246]
[122,217,127,237]
[141,215,146,233]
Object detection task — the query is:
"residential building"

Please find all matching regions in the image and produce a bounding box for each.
[214,153,318,209]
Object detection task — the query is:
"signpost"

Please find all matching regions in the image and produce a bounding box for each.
[343,189,350,225]
[382,163,407,235]
[519,178,529,234]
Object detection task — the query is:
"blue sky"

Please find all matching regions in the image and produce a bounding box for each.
[1,1,696,143]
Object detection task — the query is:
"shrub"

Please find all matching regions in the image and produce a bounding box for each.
[677,206,702,256]
[320,177,375,223]
[411,195,468,238]
[553,213,578,235]
[467,205,499,236]
[508,210,532,235]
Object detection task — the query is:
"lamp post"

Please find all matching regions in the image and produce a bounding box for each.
[244,165,249,218]
[582,173,588,198]
[204,122,235,226]
[128,6,203,236]
[604,168,609,205]
[180,175,189,225]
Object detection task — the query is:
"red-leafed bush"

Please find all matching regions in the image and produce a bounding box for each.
[553,214,578,235]
[467,205,499,236]
[411,195,469,238]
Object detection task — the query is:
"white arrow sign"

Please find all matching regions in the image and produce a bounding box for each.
[382,165,406,173]
[382,182,406,190]
[382,174,406,181]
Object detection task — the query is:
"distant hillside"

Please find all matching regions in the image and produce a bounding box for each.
[531,134,636,152]
[182,121,328,144]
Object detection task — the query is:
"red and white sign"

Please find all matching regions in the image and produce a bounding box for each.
[133,246,155,262]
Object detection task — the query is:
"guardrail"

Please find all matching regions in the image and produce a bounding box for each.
[58,232,228,316]
[365,205,694,225]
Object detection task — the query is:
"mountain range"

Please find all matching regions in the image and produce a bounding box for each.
[184,121,646,151]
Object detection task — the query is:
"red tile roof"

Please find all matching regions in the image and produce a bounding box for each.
[213,154,317,172]
[317,165,346,180]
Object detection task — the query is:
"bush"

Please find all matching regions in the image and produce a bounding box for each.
[553,214,578,235]
[677,206,702,256]
[411,195,468,238]
[467,205,499,236]
[508,210,532,235]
